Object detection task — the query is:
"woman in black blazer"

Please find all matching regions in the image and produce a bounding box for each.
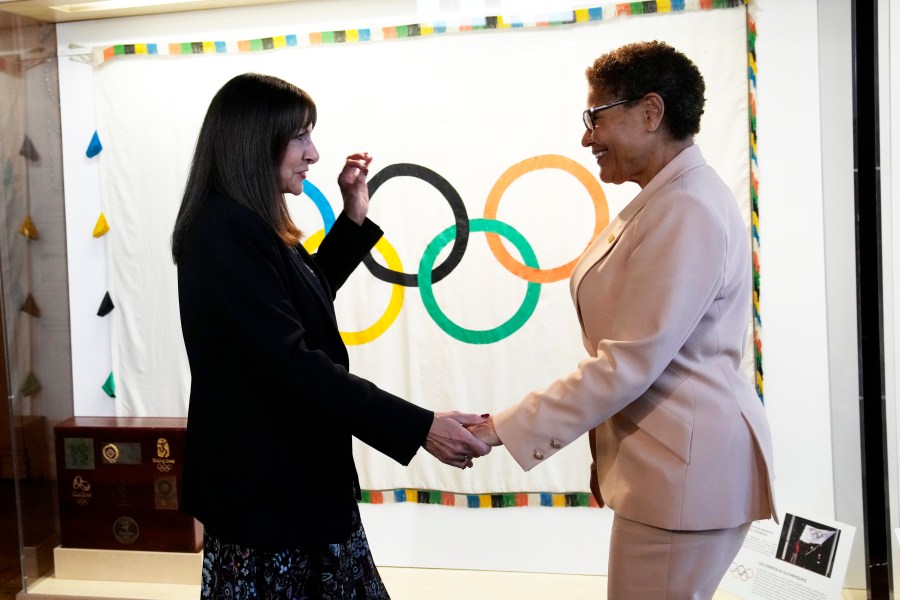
[171,73,490,599]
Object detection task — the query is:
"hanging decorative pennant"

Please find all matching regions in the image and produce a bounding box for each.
[92,213,110,237]
[101,372,116,397]
[19,135,40,162]
[97,291,115,316]
[20,294,41,317]
[85,131,103,158]
[18,216,38,240]
[20,371,42,397]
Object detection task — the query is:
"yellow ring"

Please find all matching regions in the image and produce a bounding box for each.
[303,230,405,345]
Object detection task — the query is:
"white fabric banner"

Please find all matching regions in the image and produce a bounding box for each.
[93,7,749,494]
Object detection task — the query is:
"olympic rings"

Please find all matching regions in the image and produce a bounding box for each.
[303,230,405,345]
[483,154,609,283]
[363,163,469,287]
[729,562,754,582]
[418,219,540,344]
[300,155,608,345]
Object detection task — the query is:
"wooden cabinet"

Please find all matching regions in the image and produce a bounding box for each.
[54,417,202,552]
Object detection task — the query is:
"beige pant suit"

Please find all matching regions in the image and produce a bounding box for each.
[493,145,777,600]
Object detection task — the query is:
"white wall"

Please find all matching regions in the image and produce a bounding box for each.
[55,0,853,579]
[817,0,866,589]
[754,0,835,517]
[59,45,112,417]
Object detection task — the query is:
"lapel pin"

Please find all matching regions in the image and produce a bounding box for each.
[607,234,616,243]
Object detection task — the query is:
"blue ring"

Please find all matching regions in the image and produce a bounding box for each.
[303,180,336,233]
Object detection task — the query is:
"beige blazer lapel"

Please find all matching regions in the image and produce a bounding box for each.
[568,202,645,335]
[569,145,707,308]
[568,200,642,301]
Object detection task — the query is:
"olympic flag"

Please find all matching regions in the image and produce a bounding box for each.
[799,525,837,546]
[93,6,750,496]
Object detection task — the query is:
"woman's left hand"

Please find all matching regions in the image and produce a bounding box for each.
[424,412,492,469]
[337,152,373,225]
[589,462,604,508]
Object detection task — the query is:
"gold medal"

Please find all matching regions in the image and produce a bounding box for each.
[102,443,120,463]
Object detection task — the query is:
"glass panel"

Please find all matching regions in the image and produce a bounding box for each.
[0,13,72,595]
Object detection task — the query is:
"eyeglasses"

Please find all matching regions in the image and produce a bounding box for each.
[582,98,634,131]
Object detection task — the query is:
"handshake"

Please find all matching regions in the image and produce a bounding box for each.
[423,412,502,469]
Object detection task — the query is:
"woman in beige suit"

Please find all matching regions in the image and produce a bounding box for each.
[470,41,776,599]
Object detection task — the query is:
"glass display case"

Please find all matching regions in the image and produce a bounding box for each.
[0,2,895,598]
[1,13,71,597]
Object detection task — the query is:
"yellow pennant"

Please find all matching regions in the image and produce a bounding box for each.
[18,215,38,240]
[93,212,110,238]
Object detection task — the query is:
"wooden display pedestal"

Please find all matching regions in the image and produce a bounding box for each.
[53,547,201,584]
[20,547,201,599]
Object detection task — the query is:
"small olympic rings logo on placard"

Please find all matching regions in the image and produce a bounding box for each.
[72,476,92,505]
[729,563,754,582]
[303,155,608,345]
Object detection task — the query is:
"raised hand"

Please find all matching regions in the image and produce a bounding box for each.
[424,412,492,469]
[337,152,373,225]
[467,415,502,447]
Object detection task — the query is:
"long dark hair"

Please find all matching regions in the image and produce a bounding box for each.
[171,73,317,262]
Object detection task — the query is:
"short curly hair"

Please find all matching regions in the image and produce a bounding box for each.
[585,41,705,140]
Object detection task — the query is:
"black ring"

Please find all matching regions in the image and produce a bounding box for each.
[363,163,469,287]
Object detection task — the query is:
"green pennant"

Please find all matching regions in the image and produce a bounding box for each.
[102,372,116,398]
[20,371,41,397]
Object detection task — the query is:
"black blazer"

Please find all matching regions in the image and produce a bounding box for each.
[176,193,433,549]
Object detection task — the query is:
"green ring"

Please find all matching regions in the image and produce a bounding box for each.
[418,218,540,344]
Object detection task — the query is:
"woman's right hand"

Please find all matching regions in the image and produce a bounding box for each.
[337,152,373,225]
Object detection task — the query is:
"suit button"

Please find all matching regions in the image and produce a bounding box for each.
[533,450,544,460]
[550,439,561,449]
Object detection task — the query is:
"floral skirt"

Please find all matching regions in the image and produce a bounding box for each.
[201,504,390,600]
